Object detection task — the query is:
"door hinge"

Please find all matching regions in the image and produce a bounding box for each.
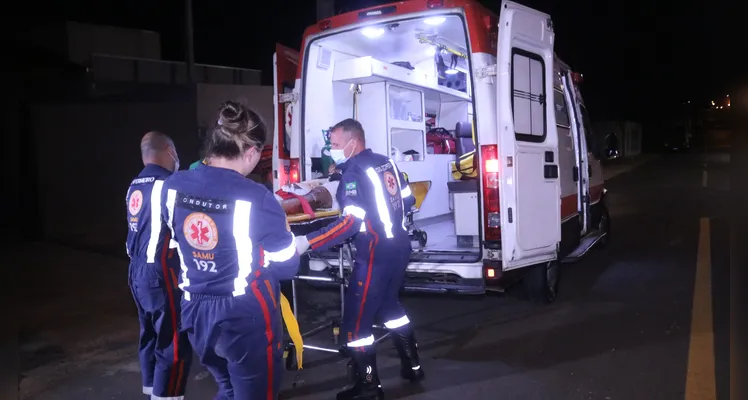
[475,64,497,79]
[279,92,298,104]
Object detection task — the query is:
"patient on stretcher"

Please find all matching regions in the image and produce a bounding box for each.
[275,179,341,216]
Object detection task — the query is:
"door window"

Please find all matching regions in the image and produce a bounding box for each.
[511,49,547,142]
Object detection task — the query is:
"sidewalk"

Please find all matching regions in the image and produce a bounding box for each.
[602,153,659,181]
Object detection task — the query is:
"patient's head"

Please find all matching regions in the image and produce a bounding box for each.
[329,118,365,163]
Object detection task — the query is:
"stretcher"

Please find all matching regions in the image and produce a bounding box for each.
[281,212,394,386]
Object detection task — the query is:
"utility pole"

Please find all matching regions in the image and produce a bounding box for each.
[317,0,336,21]
[185,0,195,83]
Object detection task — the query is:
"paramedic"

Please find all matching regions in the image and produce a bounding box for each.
[295,118,424,400]
[125,131,192,399]
[161,101,300,399]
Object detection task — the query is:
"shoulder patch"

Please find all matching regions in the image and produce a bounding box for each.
[345,181,357,190]
[183,212,219,251]
[128,190,143,215]
[383,171,398,196]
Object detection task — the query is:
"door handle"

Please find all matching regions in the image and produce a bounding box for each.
[573,166,579,182]
[544,164,559,179]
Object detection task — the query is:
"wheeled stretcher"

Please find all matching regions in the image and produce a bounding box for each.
[281,211,393,386]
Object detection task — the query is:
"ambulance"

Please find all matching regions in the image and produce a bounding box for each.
[272,0,612,302]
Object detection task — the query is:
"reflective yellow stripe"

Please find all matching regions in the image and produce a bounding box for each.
[280,293,303,369]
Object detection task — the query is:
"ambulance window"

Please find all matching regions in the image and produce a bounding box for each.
[511,49,546,142]
[553,90,570,127]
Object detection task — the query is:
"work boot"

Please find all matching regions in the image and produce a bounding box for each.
[336,352,385,400]
[392,330,425,382]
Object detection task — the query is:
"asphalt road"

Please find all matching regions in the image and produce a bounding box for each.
[18,152,730,400]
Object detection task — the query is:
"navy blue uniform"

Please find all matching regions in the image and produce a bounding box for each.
[305,149,415,351]
[160,163,300,400]
[125,163,192,399]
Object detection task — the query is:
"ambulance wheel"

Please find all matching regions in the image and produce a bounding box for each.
[523,260,560,304]
[597,203,611,248]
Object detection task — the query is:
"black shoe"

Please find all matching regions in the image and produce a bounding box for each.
[337,352,385,400]
[392,330,425,382]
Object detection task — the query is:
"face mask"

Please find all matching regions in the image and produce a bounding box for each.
[330,140,353,164]
[169,150,180,171]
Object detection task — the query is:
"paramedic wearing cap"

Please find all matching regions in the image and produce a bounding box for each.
[125,131,192,399]
[295,118,424,400]
[161,101,300,399]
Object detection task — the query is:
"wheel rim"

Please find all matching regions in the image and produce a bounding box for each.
[546,262,558,297]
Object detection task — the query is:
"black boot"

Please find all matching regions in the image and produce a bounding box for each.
[392,330,425,382]
[336,351,385,400]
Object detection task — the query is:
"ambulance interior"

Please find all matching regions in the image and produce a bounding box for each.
[301,15,481,259]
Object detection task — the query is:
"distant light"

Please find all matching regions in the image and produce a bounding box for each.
[425,47,437,56]
[711,100,715,105]
[424,17,446,25]
[361,27,385,38]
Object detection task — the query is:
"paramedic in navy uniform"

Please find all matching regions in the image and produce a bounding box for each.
[295,118,424,400]
[161,101,300,400]
[125,131,192,399]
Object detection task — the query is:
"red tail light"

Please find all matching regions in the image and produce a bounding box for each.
[427,0,444,8]
[481,145,500,242]
[289,159,300,184]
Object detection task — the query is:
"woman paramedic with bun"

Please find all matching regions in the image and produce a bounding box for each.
[160,101,300,399]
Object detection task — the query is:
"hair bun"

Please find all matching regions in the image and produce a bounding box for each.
[217,101,249,135]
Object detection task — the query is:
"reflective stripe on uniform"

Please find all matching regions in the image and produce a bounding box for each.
[347,334,375,347]
[383,315,410,329]
[166,188,191,300]
[389,161,408,231]
[146,180,164,263]
[264,238,296,265]
[232,200,254,297]
[364,167,394,239]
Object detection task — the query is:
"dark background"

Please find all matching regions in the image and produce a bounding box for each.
[39,0,739,123]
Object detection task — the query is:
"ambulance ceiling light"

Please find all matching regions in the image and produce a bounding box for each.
[424,17,446,25]
[426,46,437,56]
[361,26,385,38]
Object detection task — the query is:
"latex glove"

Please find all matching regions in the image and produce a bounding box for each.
[295,235,310,254]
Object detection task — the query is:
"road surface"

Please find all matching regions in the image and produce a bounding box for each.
[18,152,729,400]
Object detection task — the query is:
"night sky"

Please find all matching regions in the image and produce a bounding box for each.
[48,0,738,124]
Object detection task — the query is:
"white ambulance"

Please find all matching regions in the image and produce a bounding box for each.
[272,0,612,302]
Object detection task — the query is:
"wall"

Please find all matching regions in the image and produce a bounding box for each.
[66,21,162,65]
[196,84,275,146]
[30,100,197,253]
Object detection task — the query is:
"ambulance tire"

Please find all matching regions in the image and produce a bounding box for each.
[596,203,611,248]
[523,260,560,304]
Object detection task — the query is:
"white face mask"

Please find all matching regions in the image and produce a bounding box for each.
[330,140,353,164]
[169,149,180,171]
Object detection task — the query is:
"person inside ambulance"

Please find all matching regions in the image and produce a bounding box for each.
[160,101,300,400]
[125,131,193,399]
[295,118,424,400]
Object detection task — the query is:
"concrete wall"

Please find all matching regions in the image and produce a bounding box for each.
[196,84,275,146]
[30,100,199,253]
[66,22,162,65]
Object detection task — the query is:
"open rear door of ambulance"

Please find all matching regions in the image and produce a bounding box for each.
[273,43,300,191]
[495,1,561,270]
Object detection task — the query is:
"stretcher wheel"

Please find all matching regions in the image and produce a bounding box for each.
[415,230,427,248]
[284,344,298,371]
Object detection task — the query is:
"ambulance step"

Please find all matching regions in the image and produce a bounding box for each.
[561,230,606,263]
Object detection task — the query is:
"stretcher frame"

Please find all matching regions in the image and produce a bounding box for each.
[283,213,393,385]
